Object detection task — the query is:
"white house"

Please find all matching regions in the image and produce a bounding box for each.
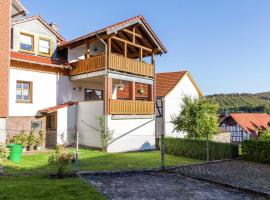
[0,1,168,152]
[155,71,203,138]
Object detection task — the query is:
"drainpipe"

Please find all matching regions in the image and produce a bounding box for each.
[96,34,108,147]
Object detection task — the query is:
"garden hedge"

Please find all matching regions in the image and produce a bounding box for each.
[164,138,239,161]
[241,140,270,163]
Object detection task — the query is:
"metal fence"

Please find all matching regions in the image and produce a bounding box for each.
[0,128,168,174]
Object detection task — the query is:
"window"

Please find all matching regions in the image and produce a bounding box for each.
[16,81,32,103]
[39,37,51,55]
[20,33,34,52]
[31,121,42,130]
[85,89,103,101]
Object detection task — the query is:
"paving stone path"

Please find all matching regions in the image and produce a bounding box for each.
[84,172,266,200]
[172,160,270,196]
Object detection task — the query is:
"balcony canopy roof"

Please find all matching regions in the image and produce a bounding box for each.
[58,16,167,55]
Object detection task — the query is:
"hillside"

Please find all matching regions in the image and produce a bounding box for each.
[206,92,270,114]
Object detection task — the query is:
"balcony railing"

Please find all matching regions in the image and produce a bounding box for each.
[109,100,154,115]
[69,54,154,77]
[108,54,154,77]
[69,54,105,75]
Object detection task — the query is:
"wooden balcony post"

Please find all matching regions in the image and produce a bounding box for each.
[140,48,143,62]
[124,42,127,58]
[148,84,154,101]
[104,76,113,114]
[107,37,112,68]
[129,81,136,101]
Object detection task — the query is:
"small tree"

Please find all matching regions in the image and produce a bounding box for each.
[97,115,113,152]
[48,145,74,178]
[172,96,219,139]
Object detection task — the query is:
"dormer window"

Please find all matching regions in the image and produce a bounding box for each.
[20,32,34,53]
[39,37,51,56]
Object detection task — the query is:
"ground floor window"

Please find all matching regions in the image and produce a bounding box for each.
[85,88,103,101]
[16,81,32,103]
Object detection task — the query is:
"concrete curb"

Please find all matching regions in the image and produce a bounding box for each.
[77,168,161,177]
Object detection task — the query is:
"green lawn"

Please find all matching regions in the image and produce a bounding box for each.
[0,175,105,200]
[3,149,202,174]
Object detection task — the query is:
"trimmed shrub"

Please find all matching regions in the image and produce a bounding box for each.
[241,140,270,163]
[164,138,239,161]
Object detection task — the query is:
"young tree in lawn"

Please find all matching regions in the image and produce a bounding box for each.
[172,96,219,139]
[97,116,113,152]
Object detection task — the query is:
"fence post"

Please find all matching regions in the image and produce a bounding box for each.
[206,132,209,162]
[161,98,165,170]
[75,131,79,170]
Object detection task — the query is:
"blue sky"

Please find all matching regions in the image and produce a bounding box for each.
[22,0,270,95]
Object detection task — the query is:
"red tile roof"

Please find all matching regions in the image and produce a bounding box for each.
[10,51,68,67]
[226,113,270,133]
[58,15,167,53]
[39,102,77,113]
[156,71,187,97]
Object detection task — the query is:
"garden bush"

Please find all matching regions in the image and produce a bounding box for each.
[164,138,239,161]
[241,140,270,163]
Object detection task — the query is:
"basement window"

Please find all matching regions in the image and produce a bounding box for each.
[16,81,32,103]
[31,120,43,130]
[20,33,34,53]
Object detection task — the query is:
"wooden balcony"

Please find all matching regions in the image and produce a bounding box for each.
[108,54,154,77]
[69,54,105,75]
[109,100,154,115]
[69,54,154,77]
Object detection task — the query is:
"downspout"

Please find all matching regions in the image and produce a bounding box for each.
[96,33,108,146]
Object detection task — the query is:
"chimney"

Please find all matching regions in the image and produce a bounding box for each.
[49,22,59,33]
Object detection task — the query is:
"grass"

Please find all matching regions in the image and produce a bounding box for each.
[3,149,202,174]
[0,175,105,200]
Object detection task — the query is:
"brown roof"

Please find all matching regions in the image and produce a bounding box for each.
[156,71,203,97]
[10,51,69,67]
[223,113,270,133]
[58,15,167,54]
[156,71,186,97]
[39,102,77,113]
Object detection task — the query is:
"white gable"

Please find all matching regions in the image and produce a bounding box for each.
[163,73,201,137]
[12,18,59,57]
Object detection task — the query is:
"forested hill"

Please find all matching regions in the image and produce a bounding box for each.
[206,92,270,114]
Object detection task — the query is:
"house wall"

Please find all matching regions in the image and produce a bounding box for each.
[163,74,200,138]
[0,0,11,119]
[76,101,103,148]
[57,77,104,103]
[220,122,250,142]
[68,40,105,63]
[12,19,58,58]
[107,115,155,152]
[56,105,76,145]
[9,67,58,117]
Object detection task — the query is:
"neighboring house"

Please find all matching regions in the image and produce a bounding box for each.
[0,0,167,152]
[219,113,270,143]
[155,71,203,138]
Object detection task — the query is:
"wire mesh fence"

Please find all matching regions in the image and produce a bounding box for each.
[0,128,170,175]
